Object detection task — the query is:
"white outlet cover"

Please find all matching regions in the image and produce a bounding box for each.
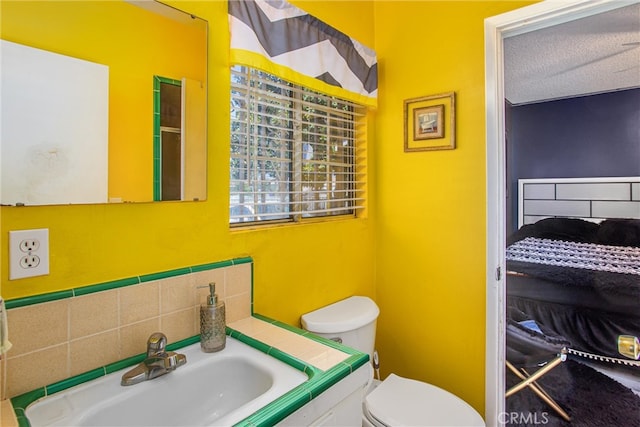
[9,228,50,280]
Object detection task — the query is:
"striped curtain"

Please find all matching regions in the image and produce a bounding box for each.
[228,0,378,108]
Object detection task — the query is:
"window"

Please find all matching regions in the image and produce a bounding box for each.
[230,66,366,225]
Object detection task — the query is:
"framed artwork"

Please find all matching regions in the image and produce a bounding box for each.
[404,92,455,152]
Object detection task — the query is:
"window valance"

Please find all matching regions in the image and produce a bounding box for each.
[228,0,378,108]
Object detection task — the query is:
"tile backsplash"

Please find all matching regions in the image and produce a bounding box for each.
[2,260,252,398]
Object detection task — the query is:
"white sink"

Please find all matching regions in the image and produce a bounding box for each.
[25,337,308,426]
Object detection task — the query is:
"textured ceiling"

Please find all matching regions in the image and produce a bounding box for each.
[504,3,640,105]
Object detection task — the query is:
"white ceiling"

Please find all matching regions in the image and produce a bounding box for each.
[504,3,640,105]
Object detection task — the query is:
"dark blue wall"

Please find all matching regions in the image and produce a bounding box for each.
[506,88,640,232]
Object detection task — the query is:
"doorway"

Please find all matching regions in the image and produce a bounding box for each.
[484,0,638,424]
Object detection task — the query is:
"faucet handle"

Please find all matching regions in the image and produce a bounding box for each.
[163,351,187,370]
[147,332,167,357]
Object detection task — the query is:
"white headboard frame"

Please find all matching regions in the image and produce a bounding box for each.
[518,177,640,228]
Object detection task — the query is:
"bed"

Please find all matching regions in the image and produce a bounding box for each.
[506,177,640,365]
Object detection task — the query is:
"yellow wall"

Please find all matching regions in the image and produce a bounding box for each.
[0,0,537,417]
[0,0,376,325]
[373,0,534,413]
[0,1,206,202]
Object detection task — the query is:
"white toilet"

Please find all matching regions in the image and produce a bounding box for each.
[301,296,485,427]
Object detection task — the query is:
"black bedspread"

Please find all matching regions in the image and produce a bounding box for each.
[508,217,640,247]
[507,258,639,302]
[506,218,640,360]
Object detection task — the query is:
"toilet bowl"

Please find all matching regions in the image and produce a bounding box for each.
[362,373,484,426]
[301,296,485,427]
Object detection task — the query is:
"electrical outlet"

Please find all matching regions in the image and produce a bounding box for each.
[19,255,41,269]
[19,239,40,252]
[9,228,50,280]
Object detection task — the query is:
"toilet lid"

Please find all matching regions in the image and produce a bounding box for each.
[364,374,485,427]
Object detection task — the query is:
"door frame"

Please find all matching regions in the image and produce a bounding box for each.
[483,0,638,424]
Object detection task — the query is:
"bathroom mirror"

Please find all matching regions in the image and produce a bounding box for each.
[0,0,207,205]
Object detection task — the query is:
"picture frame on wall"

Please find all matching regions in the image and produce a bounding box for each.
[404,92,455,152]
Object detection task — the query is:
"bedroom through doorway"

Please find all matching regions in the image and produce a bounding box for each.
[485,1,640,425]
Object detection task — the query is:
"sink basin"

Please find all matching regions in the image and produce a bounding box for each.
[25,337,308,426]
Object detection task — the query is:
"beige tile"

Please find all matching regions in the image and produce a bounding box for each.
[251,322,294,344]
[6,344,68,398]
[266,332,334,365]
[228,318,349,370]
[225,293,251,323]
[119,282,160,326]
[160,308,198,344]
[192,304,200,335]
[2,399,19,427]
[193,271,226,305]
[225,263,252,297]
[160,275,196,314]
[192,269,226,301]
[69,330,120,377]
[6,301,69,356]
[267,331,314,352]
[253,323,349,370]
[120,318,161,358]
[306,349,350,371]
[229,317,278,340]
[0,358,5,401]
[70,291,118,339]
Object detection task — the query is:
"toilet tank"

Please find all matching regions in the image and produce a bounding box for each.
[301,296,380,359]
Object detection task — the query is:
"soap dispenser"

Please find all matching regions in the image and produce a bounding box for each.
[199,283,226,352]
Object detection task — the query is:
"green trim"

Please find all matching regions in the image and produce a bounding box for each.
[251,312,278,324]
[266,347,309,373]
[309,362,352,398]
[232,256,253,265]
[229,328,317,376]
[139,267,192,283]
[5,257,252,309]
[153,75,162,201]
[46,368,105,395]
[191,259,233,272]
[269,319,307,335]
[230,331,273,355]
[104,354,145,375]
[5,290,73,309]
[16,414,31,427]
[74,277,140,296]
[11,388,45,413]
[157,76,182,86]
[236,385,312,427]
[166,335,200,351]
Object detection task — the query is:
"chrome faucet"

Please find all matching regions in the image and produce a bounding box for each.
[121,332,187,386]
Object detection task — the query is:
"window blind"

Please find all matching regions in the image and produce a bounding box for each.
[230,65,367,225]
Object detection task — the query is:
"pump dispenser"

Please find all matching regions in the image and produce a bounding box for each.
[199,283,226,352]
